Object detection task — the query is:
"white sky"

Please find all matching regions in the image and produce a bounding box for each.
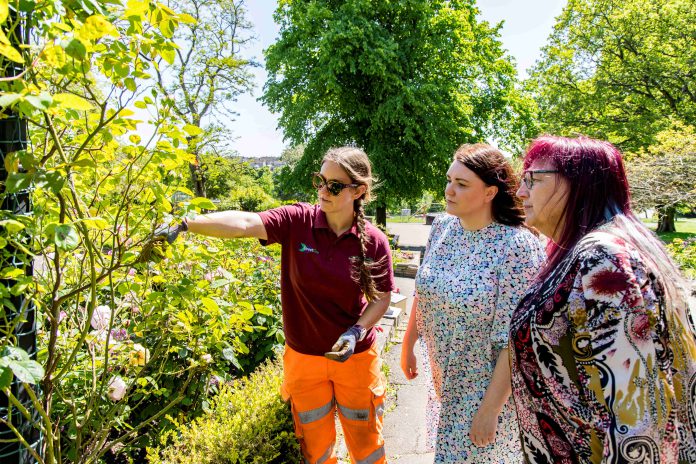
[228,0,568,158]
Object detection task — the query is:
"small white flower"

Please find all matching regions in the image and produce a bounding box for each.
[201,353,213,363]
[107,376,127,401]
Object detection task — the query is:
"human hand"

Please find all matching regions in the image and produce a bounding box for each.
[324,325,363,362]
[400,346,418,380]
[153,220,188,244]
[469,407,499,447]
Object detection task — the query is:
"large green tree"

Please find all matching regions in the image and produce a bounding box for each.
[528,0,696,152]
[262,0,534,225]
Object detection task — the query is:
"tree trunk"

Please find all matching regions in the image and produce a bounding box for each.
[189,157,206,198]
[375,204,387,228]
[656,206,676,233]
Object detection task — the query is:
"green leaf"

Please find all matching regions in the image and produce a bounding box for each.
[0,0,8,24]
[0,366,11,389]
[0,42,22,63]
[5,172,30,193]
[6,359,44,384]
[63,38,87,60]
[54,224,80,251]
[160,47,175,65]
[0,346,44,384]
[82,15,119,40]
[182,124,203,136]
[80,217,109,230]
[0,268,24,279]
[222,348,241,370]
[25,92,52,111]
[34,170,65,195]
[189,197,217,210]
[0,92,22,109]
[200,297,219,315]
[0,219,25,234]
[53,93,93,111]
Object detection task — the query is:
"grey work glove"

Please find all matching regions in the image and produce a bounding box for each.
[324,325,365,362]
[153,219,188,244]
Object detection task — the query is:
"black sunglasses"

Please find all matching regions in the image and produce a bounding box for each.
[312,173,359,196]
[521,170,559,189]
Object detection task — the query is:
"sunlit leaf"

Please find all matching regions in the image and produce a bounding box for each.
[53,93,93,111]
[0,219,25,234]
[54,224,79,251]
[0,42,23,63]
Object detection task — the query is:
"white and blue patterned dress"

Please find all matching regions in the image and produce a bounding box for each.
[415,214,545,463]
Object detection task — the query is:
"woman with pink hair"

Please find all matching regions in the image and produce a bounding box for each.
[510,135,696,463]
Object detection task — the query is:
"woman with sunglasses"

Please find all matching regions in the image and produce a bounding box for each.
[400,144,545,462]
[510,135,696,463]
[157,146,395,464]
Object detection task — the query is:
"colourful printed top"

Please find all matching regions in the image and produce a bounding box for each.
[258,203,395,356]
[509,219,696,463]
[415,214,545,462]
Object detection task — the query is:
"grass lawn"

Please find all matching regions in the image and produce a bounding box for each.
[642,217,696,244]
[387,215,427,223]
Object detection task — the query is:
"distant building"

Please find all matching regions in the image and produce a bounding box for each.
[241,156,285,171]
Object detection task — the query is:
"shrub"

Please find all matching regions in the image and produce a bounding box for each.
[667,238,696,279]
[148,357,301,464]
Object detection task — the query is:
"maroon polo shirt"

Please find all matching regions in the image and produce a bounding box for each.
[258,203,395,356]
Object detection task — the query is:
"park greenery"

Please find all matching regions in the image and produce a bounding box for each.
[262,0,536,225]
[0,0,693,462]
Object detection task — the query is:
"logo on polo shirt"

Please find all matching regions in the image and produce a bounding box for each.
[299,243,319,254]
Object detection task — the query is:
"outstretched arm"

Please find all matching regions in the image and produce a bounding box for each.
[186,211,267,240]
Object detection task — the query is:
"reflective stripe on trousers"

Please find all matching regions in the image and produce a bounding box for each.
[299,398,335,424]
[356,446,385,464]
[305,442,335,464]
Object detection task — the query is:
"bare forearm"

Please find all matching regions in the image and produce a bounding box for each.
[356,292,391,328]
[402,296,420,350]
[186,211,267,240]
[479,348,512,414]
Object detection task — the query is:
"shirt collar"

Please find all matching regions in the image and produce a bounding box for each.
[313,205,359,237]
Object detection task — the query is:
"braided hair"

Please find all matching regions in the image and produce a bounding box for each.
[322,147,385,302]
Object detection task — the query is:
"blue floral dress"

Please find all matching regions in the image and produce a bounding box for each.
[415,214,545,463]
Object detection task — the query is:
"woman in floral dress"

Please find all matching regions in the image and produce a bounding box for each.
[400,144,545,462]
[510,135,696,463]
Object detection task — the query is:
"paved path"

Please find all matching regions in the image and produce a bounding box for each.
[383,221,433,463]
[383,276,433,463]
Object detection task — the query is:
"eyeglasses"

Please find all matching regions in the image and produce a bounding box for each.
[521,170,559,189]
[312,173,359,196]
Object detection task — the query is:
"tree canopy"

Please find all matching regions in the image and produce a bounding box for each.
[527,0,696,152]
[262,0,534,223]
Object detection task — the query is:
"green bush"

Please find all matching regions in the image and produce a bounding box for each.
[667,238,696,278]
[148,357,301,464]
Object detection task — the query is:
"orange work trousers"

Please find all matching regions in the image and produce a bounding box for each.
[282,344,387,464]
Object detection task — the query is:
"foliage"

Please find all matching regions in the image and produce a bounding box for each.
[198,153,247,200]
[0,0,281,462]
[627,124,696,232]
[151,0,256,196]
[273,144,315,202]
[527,0,696,152]
[147,356,301,464]
[666,239,696,279]
[262,0,535,221]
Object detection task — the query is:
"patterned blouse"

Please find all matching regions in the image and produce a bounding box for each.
[509,220,696,463]
[416,215,545,463]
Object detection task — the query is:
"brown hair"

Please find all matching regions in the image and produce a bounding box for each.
[322,146,384,302]
[453,143,526,227]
